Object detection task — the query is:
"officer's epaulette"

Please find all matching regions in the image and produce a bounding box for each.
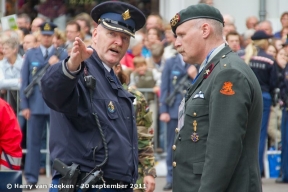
[219,52,232,70]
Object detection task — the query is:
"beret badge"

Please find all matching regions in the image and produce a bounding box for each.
[170,13,180,27]
[122,9,131,20]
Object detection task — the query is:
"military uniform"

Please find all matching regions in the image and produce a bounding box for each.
[20,22,68,185]
[126,86,156,191]
[170,4,263,192]
[159,53,190,188]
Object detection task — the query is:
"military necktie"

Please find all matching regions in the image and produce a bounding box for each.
[44,49,48,60]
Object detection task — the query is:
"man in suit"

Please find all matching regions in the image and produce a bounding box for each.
[20,22,68,188]
[170,4,263,192]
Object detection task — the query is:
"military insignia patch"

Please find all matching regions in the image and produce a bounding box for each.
[108,101,115,113]
[122,9,131,20]
[220,82,235,95]
[170,13,180,27]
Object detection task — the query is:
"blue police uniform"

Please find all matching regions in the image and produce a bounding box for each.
[279,64,288,183]
[248,48,278,174]
[20,22,68,185]
[159,53,191,186]
[41,2,146,192]
[20,44,67,185]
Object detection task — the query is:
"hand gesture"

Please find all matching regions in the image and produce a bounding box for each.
[67,37,93,71]
[48,55,59,66]
[143,175,155,192]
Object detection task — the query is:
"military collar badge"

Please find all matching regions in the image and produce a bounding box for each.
[170,13,180,27]
[108,101,115,113]
[203,63,214,79]
[220,82,235,95]
[122,9,131,20]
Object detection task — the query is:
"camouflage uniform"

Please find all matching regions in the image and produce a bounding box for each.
[126,86,157,192]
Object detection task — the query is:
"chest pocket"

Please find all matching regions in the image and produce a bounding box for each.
[184,104,209,141]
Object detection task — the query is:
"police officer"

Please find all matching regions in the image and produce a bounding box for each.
[20,22,68,188]
[244,30,278,176]
[41,2,146,192]
[170,4,263,192]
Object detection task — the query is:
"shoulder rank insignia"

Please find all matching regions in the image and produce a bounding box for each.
[108,101,115,113]
[220,81,235,95]
[170,13,180,27]
[122,9,131,20]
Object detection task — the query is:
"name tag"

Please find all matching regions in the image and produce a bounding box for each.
[178,98,185,130]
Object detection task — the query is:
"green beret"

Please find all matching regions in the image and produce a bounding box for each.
[170,4,224,34]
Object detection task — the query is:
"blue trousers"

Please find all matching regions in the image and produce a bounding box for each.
[24,115,49,184]
[281,109,288,182]
[258,93,272,174]
[49,176,133,192]
[166,119,178,184]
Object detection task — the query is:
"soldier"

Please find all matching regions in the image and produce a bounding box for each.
[41,2,146,192]
[113,63,156,192]
[20,22,68,188]
[170,4,263,192]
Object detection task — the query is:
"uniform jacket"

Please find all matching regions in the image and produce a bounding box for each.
[173,46,263,192]
[41,49,138,183]
[0,98,22,170]
[160,53,190,119]
[20,46,67,115]
[280,63,288,106]
[248,48,277,94]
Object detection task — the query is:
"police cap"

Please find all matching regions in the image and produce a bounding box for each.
[170,4,224,34]
[90,1,146,37]
[39,22,57,35]
[251,30,273,40]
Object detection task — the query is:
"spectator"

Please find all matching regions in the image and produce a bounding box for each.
[17,13,31,31]
[246,16,259,30]
[274,12,288,39]
[163,24,177,60]
[65,20,81,50]
[150,43,165,72]
[31,17,45,33]
[52,28,66,48]
[223,14,236,38]
[257,20,273,36]
[23,34,37,53]
[226,31,241,53]
[266,44,277,59]
[198,0,214,6]
[242,29,255,48]
[0,37,23,90]
[75,15,92,41]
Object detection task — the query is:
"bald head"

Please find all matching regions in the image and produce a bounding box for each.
[23,34,37,52]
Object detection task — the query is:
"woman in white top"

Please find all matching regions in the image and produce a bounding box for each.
[0,36,23,90]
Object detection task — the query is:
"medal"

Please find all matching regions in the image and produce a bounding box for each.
[173,76,177,85]
[32,67,37,76]
[191,120,199,142]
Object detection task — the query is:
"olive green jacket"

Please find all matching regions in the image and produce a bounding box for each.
[173,46,263,192]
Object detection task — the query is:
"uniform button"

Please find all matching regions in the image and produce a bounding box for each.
[175,128,179,133]
[222,55,226,58]
[172,161,176,167]
[127,117,130,119]
[224,64,227,67]
[133,147,135,149]
[172,145,176,150]
[133,116,135,119]
[193,112,197,116]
